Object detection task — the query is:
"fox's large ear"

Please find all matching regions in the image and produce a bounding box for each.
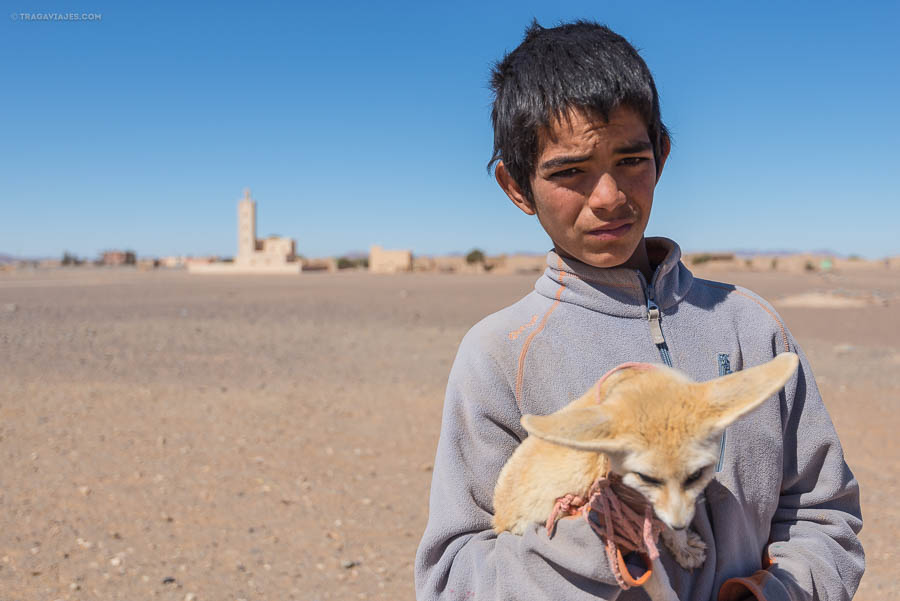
[521,407,625,453]
[595,363,656,404]
[701,353,800,433]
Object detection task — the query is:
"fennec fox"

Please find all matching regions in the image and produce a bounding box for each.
[492,353,800,601]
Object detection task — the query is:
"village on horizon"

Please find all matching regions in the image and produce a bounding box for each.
[3,190,899,276]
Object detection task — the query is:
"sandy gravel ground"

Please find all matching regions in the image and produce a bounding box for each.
[0,265,896,600]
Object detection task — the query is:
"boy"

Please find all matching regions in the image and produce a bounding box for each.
[415,20,864,601]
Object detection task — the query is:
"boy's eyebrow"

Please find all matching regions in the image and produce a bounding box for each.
[538,154,593,171]
[538,141,654,171]
[613,140,653,154]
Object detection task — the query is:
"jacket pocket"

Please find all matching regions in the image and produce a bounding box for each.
[715,353,732,472]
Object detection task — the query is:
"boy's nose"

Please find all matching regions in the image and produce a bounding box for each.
[587,173,626,212]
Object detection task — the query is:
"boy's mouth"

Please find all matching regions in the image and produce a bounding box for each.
[586,220,633,240]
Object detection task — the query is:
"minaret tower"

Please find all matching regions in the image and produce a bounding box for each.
[237,187,257,263]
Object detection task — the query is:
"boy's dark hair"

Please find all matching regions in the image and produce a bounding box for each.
[488,20,670,205]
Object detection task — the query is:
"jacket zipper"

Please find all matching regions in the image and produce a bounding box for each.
[645,285,673,367]
[644,273,726,470]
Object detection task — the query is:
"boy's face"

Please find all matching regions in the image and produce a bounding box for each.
[497,105,667,270]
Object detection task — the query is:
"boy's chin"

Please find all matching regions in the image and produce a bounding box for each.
[556,246,642,270]
[555,234,649,270]
[579,254,634,269]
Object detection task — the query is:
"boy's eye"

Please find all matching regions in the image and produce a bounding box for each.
[618,157,650,167]
[549,167,582,179]
[634,472,663,486]
[684,469,705,485]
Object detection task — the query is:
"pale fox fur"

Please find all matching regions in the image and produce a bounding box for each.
[492,353,800,601]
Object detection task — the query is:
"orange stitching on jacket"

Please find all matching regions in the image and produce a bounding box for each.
[508,314,539,340]
[698,281,790,352]
[515,257,565,409]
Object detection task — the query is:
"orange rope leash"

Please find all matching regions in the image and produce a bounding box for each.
[546,476,665,590]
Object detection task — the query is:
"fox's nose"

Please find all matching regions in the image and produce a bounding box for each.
[663,509,693,531]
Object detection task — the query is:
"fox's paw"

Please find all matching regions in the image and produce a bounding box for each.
[661,528,707,569]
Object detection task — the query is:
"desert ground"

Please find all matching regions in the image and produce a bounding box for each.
[0,264,897,600]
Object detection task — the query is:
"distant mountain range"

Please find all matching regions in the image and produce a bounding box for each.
[685,248,855,258]
[0,253,57,264]
[0,253,25,264]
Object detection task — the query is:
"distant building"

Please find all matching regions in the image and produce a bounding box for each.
[413,255,468,273]
[160,256,186,268]
[301,257,338,272]
[189,189,302,274]
[137,258,160,271]
[236,192,297,268]
[369,245,412,274]
[101,250,136,266]
[488,254,546,274]
[411,253,544,274]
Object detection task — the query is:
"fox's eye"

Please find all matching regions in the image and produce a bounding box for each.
[684,469,705,485]
[634,472,663,486]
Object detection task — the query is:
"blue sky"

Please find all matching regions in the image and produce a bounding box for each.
[2,1,898,259]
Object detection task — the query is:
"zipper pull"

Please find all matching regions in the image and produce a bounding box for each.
[647,298,665,345]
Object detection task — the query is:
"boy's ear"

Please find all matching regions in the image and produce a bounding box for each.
[701,353,800,433]
[495,161,536,216]
[655,133,671,183]
[521,407,625,453]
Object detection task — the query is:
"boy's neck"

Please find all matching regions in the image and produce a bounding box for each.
[622,237,654,283]
[555,237,654,282]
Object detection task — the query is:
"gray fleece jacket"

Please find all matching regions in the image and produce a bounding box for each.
[415,238,864,601]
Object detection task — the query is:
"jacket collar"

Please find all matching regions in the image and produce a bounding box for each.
[534,237,694,318]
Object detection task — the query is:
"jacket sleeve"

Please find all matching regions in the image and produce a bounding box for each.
[414,330,630,601]
[719,333,865,601]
